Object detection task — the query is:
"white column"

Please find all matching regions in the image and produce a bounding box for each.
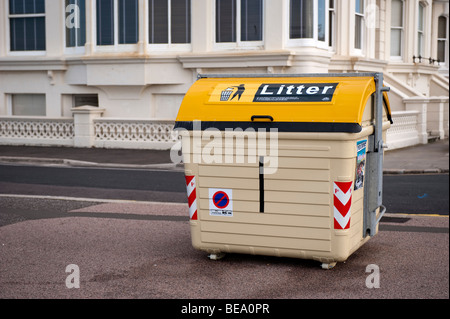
[404,97,428,144]
[336,0,351,56]
[428,97,448,140]
[138,0,147,55]
[191,0,213,52]
[85,0,95,55]
[264,0,287,51]
[72,105,105,147]
[45,0,63,57]
[405,0,418,63]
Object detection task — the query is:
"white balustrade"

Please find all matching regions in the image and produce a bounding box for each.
[0,110,446,151]
[0,116,74,146]
[386,111,420,150]
[94,118,179,150]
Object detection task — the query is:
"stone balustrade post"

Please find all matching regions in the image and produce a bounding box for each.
[71,105,105,148]
[403,97,428,144]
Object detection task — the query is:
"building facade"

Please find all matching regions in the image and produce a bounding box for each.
[0,0,448,150]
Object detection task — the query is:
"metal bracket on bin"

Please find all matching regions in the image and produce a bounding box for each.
[363,73,390,237]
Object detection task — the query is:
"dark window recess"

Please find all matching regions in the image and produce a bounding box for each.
[73,95,99,107]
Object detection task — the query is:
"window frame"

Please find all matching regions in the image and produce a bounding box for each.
[73,94,99,107]
[147,0,192,52]
[7,93,47,117]
[390,0,404,60]
[64,0,86,55]
[7,0,46,56]
[417,1,425,57]
[214,0,264,51]
[437,15,448,66]
[353,0,365,55]
[328,0,335,50]
[286,0,331,50]
[94,0,139,53]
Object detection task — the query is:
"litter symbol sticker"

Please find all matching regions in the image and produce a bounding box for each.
[209,188,233,217]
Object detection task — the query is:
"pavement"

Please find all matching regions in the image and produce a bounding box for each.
[0,138,448,174]
[382,138,449,174]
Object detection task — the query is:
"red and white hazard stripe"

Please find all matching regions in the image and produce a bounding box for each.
[333,181,353,229]
[185,175,198,220]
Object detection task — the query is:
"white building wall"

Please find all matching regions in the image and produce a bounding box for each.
[0,0,448,149]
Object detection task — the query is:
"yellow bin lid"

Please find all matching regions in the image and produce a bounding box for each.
[175,74,391,133]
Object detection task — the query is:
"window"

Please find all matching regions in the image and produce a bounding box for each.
[73,94,99,107]
[215,0,263,45]
[328,0,335,47]
[317,0,325,42]
[290,0,313,39]
[417,2,425,56]
[437,16,447,64]
[354,0,364,50]
[148,0,191,44]
[10,94,46,116]
[65,0,86,50]
[96,0,139,46]
[216,0,236,42]
[289,0,330,47]
[240,0,263,41]
[390,0,404,58]
[9,0,46,51]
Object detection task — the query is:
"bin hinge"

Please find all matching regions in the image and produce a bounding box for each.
[364,137,385,237]
[363,73,389,237]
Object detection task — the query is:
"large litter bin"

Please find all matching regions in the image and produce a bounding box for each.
[174,73,392,269]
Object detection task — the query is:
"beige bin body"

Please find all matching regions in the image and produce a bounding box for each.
[176,73,391,267]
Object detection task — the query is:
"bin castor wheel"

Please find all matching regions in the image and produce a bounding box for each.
[208,253,226,260]
[321,262,337,270]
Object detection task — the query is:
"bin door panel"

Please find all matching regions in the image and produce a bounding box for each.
[201,232,332,252]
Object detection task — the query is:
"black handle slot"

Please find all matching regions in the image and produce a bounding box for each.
[251,115,274,122]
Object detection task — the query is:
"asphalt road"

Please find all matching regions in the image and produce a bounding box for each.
[0,164,448,215]
[0,196,448,304]
[0,164,187,203]
[0,164,448,306]
[0,164,186,192]
[383,174,449,215]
